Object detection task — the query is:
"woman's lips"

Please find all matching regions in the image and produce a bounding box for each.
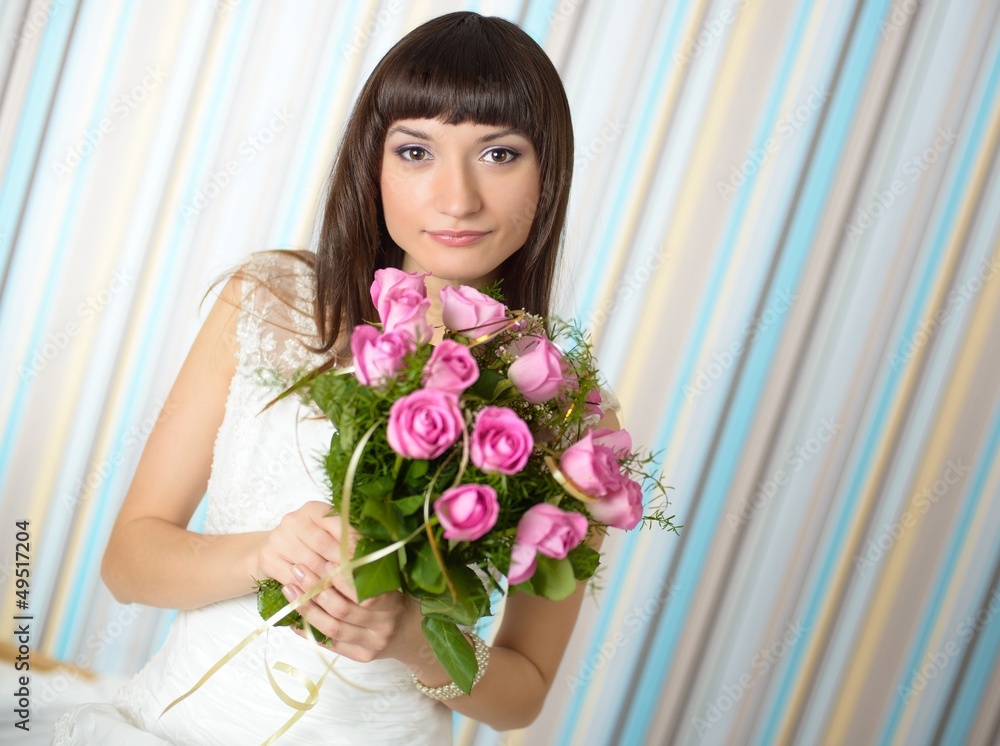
[426,230,490,246]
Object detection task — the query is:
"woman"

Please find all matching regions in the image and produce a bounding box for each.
[53,11,617,744]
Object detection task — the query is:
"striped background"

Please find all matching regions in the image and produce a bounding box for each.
[1,0,998,744]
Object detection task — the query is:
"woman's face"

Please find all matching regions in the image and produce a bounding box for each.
[380,118,541,287]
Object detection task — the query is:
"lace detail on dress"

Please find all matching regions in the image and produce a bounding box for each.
[202,251,333,536]
[51,710,73,745]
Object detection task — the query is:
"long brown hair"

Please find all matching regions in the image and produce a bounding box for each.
[313,10,574,363]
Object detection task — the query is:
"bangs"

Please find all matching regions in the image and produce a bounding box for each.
[373,16,541,141]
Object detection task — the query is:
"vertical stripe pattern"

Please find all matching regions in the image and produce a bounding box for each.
[1,1,998,743]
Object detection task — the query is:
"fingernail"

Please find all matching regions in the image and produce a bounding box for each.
[282,585,297,601]
[291,565,305,581]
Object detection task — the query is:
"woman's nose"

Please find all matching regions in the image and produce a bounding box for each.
[433,162,482,217]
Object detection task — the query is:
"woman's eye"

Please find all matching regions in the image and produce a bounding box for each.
[397,146,429,162]
[484,148,519,164]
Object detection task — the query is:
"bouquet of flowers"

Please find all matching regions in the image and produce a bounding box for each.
[256,269,677,694]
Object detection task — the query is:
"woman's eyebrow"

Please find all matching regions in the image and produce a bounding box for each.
[386,124,525,143]
[476,127,522,143]
[387,124,432,140]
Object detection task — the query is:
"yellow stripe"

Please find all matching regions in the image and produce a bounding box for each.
[704,5,862,731]
[570,0,792,739]
[39,1,231,650]
[810,94,1000,746]
[583,1,703,350]
[565,0,713,733]
[891,446,1000,744]
[290,0,381,250]
[0,0,131,638]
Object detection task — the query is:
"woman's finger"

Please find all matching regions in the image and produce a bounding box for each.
[283,573,370,648]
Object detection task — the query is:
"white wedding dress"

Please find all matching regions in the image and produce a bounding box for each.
[51,252,453,745]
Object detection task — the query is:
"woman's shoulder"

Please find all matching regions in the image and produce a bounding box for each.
[234,249,316,301]
[228,249,316,316]
[222,249,327,374]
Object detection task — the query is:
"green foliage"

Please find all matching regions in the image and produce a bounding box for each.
[421,617,478,694]
[567,543,601,580]
[255,578,299,627]
[255,299,680,679]
[520,555,577,601]
[352,539,402,601]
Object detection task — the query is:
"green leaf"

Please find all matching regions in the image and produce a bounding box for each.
[567,543,601,581]
[256,578,299,627]
[493,378,519,402]
[361,494,404,540]
[358,516,392,541]
[419,564,491,626]
[467,369,507,402]
[527,555,577,601]
[407,459,429,481]
[355,475,395,500]
[352,539,402,602]
[421,617,478,695]
[410,541,447,595]
[393,493,427,516]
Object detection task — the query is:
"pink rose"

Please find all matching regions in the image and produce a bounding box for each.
[560,432,643,530]
[560,432,620,494]
[587,476,643,531]
[386,388,463,460]
[440,286,508,336]
[584,387,604,418]
[556,373,604,419]
[423,340,479,393]
[591,427,633,459]
[434,484,499,541]
[470,406,534,475]
[371,268,432,343]
[507,504,588,585]
[507,337,566,403]
[350,325,415,386]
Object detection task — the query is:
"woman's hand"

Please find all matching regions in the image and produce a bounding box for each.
[256,501,358,591]
[285,562,429,665]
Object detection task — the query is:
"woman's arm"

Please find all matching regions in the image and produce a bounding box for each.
[101,274,270,609]
[409,563,602,730]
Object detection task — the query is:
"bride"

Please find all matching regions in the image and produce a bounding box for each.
[52,10,618,745]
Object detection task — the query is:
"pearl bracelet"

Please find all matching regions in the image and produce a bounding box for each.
[410,632,490,701]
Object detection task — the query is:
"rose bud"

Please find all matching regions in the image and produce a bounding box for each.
[586,475,643,531]
[350,325,415,386]
[440,285,508,337]
[507,336,566,403]
[434,484,500,541]
[507,503,588,585]
[423,339,479,394]
[371,268,432,344]
[470,406,534,475]
[386,388,463,460]
[560,432,643,530]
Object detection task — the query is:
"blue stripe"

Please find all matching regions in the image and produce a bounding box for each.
[54,3,258,657]
[553,2,704,738]
[877,42,1000,745]
[274,2,363,244]
[617,0,893,741]
[520,0,561,47]
[574,0,690,326]
[558,0,823,741]
[0,1,83,484]
[938,572,1000,743]
[0,0,81,289]
[756,4,1000,743]
[879,390,1000,744]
